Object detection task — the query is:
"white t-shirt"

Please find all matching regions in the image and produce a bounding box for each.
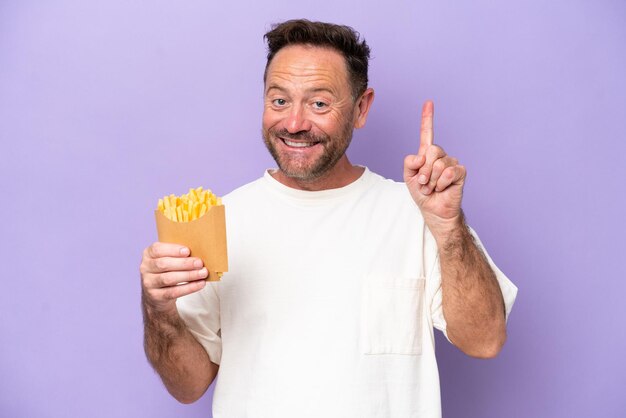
[177,167,517,418]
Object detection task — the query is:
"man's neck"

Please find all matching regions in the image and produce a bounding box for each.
[271,157,365,191]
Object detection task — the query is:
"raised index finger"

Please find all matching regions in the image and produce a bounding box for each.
[418,100,434,155]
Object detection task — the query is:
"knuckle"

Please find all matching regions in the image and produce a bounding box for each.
[155,258,166,271]
[142,273,157,289]
[433,160,445,172]
[158,272,170,287]
[418,168,431,179]
[147,289,163,303]
[426,145,440,157]
[150,242,162,256]
[163,288,177,301]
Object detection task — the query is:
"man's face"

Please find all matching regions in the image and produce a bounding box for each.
[262,45,357,182]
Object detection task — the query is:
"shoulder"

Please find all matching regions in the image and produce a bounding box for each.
[222,176,266,206]
[360,169,423,221]
[365,169,418,205]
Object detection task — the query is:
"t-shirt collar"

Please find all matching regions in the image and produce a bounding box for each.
[262,166,373,202]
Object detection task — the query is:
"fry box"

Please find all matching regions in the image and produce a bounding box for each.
[154,205,228,281]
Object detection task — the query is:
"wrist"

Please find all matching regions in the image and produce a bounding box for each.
[424,211,467,246]
[142,295,181,327]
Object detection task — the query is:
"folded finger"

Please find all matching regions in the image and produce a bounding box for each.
[147,242,190,259]
[426,157,457,191]
[404,154,425,180]
[155,268,209,288]
[149,256,203,273]
[151,280,207,301]
[417,145,446,185]
[435,165,466,192]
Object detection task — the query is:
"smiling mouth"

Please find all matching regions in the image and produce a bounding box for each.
[281,138,321,148]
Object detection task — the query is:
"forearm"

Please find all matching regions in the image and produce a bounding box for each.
[142,301,218,403]
[434,214,506,358]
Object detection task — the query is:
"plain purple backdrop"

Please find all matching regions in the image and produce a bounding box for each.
[1,1,625,417]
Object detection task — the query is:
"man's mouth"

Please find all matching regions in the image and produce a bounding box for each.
[281,138,320,148]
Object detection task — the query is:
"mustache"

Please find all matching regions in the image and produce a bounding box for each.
[272,129,326,143]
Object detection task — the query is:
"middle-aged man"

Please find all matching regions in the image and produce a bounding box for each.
[140,19,518,418]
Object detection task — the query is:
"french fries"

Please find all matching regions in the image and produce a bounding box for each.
[155,187,227,280]
[157,187,222,222]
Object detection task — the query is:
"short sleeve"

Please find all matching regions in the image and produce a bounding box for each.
[429,227,518,340]
[176,282,222,364]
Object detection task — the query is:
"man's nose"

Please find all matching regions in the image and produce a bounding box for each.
[285,105,312,133]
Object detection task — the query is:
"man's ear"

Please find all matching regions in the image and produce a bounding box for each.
[353,88,375,129]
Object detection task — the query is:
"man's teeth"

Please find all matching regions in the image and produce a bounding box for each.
[283,139,317,148]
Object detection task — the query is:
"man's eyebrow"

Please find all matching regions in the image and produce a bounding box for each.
[265,85,338,97]
[266,84,287,93]
[309,87,337,96]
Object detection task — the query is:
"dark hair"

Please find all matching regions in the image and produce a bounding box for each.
[263,19,371,99]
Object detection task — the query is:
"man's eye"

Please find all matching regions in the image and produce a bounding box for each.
[313,101,327,109]
[273,99,287,106]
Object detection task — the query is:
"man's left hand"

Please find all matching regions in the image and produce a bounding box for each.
[404,100,467,236]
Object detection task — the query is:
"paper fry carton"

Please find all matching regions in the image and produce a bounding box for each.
[154,205,228,281]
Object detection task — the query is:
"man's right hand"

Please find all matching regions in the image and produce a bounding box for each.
[140,242,208,314]
[139,242,217,403]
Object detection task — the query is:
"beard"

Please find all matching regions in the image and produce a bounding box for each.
[262,115,355,182]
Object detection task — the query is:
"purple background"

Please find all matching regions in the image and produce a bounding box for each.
[1,1,625,417]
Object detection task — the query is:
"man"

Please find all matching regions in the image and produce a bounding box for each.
[140,19,517,418]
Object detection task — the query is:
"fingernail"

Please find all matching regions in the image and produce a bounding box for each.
[193,259,203,268]
[199,268,208,278]
[421,185,430,195]
[180,247,190,256]
[418,175,427,184]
